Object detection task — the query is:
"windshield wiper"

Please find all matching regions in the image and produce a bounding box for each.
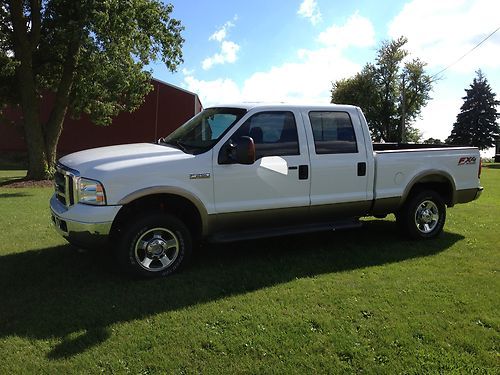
[174,140,190,153]
[160,139,191,153]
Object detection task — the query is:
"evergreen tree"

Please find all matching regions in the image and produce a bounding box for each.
[447,70,500,150]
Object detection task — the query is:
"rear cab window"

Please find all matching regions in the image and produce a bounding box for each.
[308,111,358,154]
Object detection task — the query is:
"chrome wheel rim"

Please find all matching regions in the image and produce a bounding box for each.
[134,227,179,272]
[414,200,439,234]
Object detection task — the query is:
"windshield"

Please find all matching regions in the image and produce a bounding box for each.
[161,107,247,154]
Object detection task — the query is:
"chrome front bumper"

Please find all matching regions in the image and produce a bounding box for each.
[50,194,120,250]
[51,212,112,249]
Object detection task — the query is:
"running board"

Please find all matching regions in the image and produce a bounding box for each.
[208,219,362,243]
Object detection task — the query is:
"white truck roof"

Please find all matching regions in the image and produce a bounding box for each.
[206,102,360,112]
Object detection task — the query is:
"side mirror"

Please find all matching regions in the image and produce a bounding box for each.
[218,136,256,165]
[234,136,256,165]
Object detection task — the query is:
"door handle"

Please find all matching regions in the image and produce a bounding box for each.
[357,162,367,176]
[298,165,309,180]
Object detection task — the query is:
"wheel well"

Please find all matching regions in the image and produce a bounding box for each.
[405,175,454,207]
[110,194,203,241]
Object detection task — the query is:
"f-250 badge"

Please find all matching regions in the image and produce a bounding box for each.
[458,156,476,165]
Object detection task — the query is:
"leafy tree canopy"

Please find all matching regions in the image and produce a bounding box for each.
[331,36,432,143]
[0,0,184,179]
[422,137,444,145]
[446,70,500,150]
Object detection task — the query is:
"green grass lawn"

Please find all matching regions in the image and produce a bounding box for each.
[0,167,498,374]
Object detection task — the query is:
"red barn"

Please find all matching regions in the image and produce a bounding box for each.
[0,78,202,154]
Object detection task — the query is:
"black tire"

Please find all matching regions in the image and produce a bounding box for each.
[396,190,446,240]
[116,213,192,278]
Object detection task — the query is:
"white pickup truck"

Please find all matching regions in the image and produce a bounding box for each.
[50,103,483,277]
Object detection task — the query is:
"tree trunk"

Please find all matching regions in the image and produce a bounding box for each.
[399,75,406,143]
[9,0,50,180]
[44,107,66,176]
[23,104,49,180]
[42,30,81,176]
[16,46,48,179]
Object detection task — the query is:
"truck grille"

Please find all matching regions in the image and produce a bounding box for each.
[54,164,79,207]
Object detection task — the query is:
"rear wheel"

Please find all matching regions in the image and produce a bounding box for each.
[397,190,446,239]
[116,213,192,278]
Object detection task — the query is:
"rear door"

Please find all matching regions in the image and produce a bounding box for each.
[301,108,371,219]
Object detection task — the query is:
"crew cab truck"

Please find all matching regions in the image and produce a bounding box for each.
[50,103,483,277]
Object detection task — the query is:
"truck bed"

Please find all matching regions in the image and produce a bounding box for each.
[372,145,480,212]
[373,143,459,151]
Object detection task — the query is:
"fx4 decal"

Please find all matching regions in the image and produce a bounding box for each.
[458,156,477,165]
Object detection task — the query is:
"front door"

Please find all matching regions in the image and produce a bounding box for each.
[212,110,311,230]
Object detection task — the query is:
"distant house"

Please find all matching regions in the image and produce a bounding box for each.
[0,78,202,154]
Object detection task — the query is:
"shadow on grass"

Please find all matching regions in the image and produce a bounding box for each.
[0,177,24,186]
[0,192,32,198]
[483,163,500,169]
[0,165,27,171]
[0,220,463,360]
[0,152,28,170]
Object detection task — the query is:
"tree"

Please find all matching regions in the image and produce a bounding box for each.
[331,37,432,143]
[0,0,184,179]
[405,127,422,143]
[422,137,444,145]
[446,70,500,150]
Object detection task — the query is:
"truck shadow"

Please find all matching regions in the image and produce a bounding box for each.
[0,220,464,360]
[483,163,500,169]
[0,192,32,198]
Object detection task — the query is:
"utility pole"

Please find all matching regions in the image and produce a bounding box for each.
[400,74,406,143]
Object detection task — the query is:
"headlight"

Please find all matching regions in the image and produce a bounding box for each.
[78,178,106,205]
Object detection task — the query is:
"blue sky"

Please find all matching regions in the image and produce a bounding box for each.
[152,0,500,153]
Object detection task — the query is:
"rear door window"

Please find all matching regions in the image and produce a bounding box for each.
[308,111,358,154]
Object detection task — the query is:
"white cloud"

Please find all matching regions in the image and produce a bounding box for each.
[209,19,236,42]
[184,75,241,105]
[202,41,240,70]
[297,0,322,25]
[185,13,376,106]
[191,47,358,106]
[203,16,240,70]
[415,88,463,142]
[240,48,360,103]
[318,12,375,48]
[388,0,500,73]
[389,0,500,154]
[181,68,194,76]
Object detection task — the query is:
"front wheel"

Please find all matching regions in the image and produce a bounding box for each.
[116,213,192,278]
[397,190,446,239]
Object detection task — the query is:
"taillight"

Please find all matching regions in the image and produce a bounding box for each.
[478,157,482,178]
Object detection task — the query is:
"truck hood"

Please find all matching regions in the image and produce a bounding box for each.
[59,143,192,177]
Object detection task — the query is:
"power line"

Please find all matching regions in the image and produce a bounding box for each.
[430,25,500,80]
